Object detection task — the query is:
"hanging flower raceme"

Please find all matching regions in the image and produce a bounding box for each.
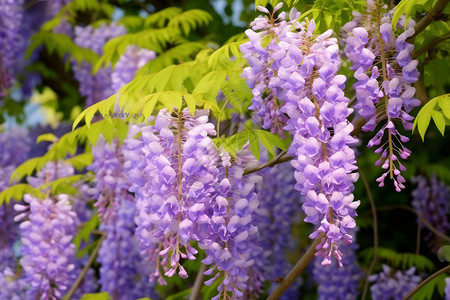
[88,136,133,223]
[342,0,421,191]
[411,174,450,250]
[14,194,77,299]
[240,3,296,135]
[0,267,28,300]
[111,45,156,93]
[73,23,127,107]
[123,108,220,284]
[0,0,24,98]
[242,4,360,266]
[200,147,261,300]
[313,229,361,299]
[248,160,301,299]
[369,264,420,300]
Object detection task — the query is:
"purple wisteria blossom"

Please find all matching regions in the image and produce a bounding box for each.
[241,5,360,266]
[88,136,133,223]
[0,0,24,97]
[14,194,77,299]
[200,147,261,299]
[249,160,301,299]
[123,108,220,284]
[313,229,361,299]
[411,174,450,250]
[111,45,156,93]
[445,277,450,300]
[27,160,75,189]
[369,264,420,300]
[98,199,156,299]
[73,23,127,107]
[342,0,421,191]
[0,267,28,300]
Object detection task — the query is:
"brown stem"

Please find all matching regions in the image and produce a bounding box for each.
[360,169,378,300]
[416,218,422,255]
[243,151,290,175]
[65,232,107,300]
[407,0,450,43]
[402,264,450,300]
[189,264,207,300]
[266,233,325,300]
[376,204,450,243]
[412,33,450,59]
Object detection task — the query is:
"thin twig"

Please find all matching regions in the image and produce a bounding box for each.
[416,218,422,255]
[267,233,325,300]
[243,151,291,175]
[407,0,450,43]
[189,264,207,300]
[360,169,378,300]
[376,205,450,243]
[65,232,107,300]
[402,264,450,300]
[412,33,450,59]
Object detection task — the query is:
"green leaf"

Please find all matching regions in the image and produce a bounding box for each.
[36,133,58,144]
[432,110,446,136]
[208,40,248,69]
[392,0,435,29]
[79,292,110,300]
[10,157,41,182]
[360,247,435,271]
[438,95,450,119]
[437,245,450,262]
[413,98,437,140]
[165,288,192,300]
[412,273,446,300]
[413,94,450,139]
[145,7,183,28]
[73,213,99,252]
[0,184,45,205]
[168,9,212,36]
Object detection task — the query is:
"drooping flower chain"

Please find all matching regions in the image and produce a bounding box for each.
[200,147,261,300]
[123,108,220,284]
[242,5,360,266]
[369,264,420,300]
[14,194,77,299]
[411,174,450,250]
[342,0,421,191]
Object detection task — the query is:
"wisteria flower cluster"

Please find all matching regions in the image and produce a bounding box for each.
[73,23,127,107]
[313,229,361,300]
[411,174,450,250]
[369,264,420,300]
[342,0,421,191]
[14,194,77,299]
[241,4,360,266]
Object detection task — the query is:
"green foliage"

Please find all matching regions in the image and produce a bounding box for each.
[0,184,45,205]
[392,0,436,28]
[73,213,100,253]
[215,129,291,160]
[79,292,110,300]
[36,133,58,144]
[167,9,213,36]
[412,273,446,300]
[437,245,450,262]
[145,7,183,28]
[413,94,450,140]
[26,32,99,65]
[360,247,435,272]
[208,40,247,69]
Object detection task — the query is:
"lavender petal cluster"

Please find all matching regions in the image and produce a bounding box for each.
[0,267,28,300]
[411,174,450,250]
[14,194,77,299]
[200,147,261,299]
[313,230,361,299]
[240,4,296,135]
[112,45,156,93]
[250,160,301,299]
[242,5,360,266]
[369,264,420,300]
[88,136,133,223]
[445,277,450,300]
[123,108,219,284]
[0,0,24,98]
[73,23,126,107]
[342,0,421,191]
[98,199,156,299]
[27,160,75,189]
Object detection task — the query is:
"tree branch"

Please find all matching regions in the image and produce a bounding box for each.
[243,151,291,175]
[407,0,450,43]
[377,205,450,243]
[65,232,107,300]
[360,169,378,300]
[266,233,325,300]
[412,33,450,59]
[402,264,450,300]
[189,264,207,300]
